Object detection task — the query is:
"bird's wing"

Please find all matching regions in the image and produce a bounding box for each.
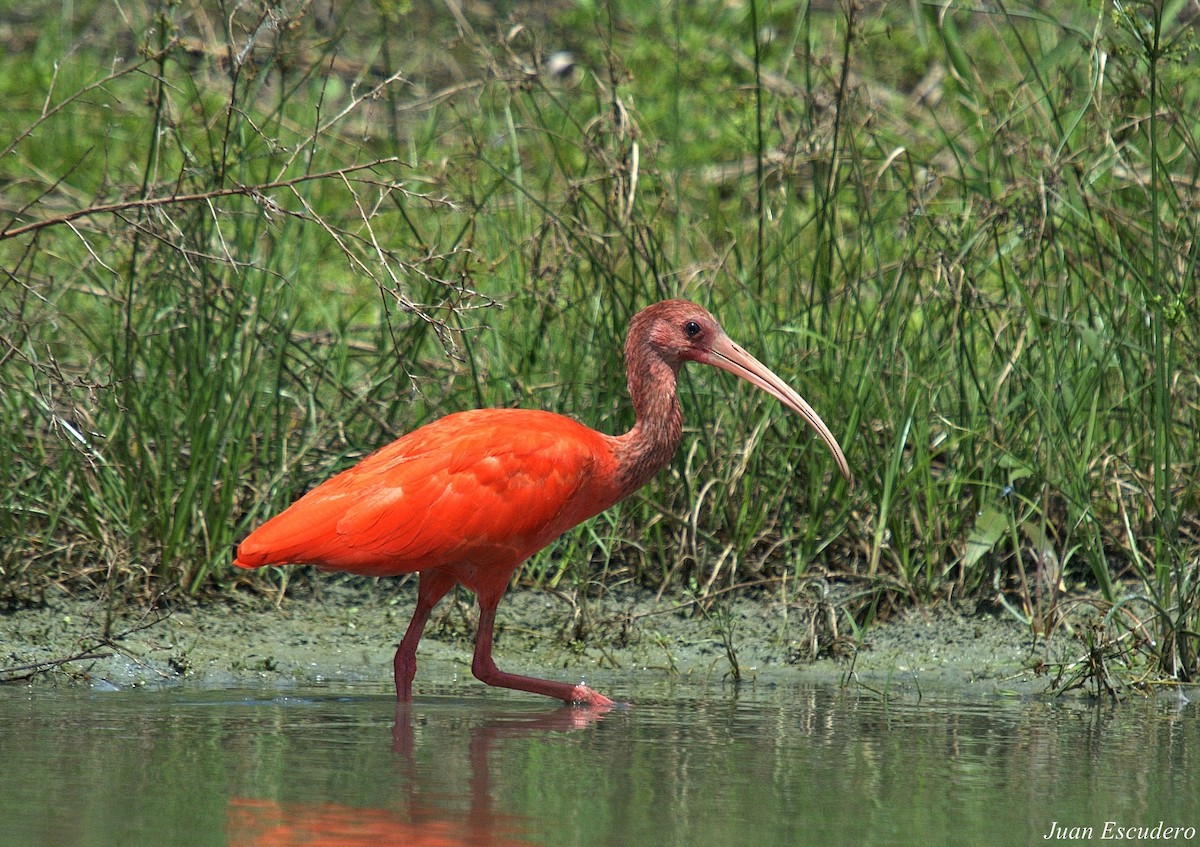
[235,409,618,576]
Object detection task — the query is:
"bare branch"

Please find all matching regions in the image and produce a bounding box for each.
[1,51,163,162]
[0,159,405,241]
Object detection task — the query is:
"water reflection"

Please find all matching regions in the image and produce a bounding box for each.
[1,682,1197,847]
[226,797,532,847]
[226,703,611,847]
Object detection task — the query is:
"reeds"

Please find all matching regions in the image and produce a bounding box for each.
[1,0,1196,683]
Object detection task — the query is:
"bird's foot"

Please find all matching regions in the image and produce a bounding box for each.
[566,684,617,708]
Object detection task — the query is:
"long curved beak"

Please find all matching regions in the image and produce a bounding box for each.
[701,332,852,484]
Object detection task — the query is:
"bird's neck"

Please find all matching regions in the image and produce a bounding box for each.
[611,350,684,496]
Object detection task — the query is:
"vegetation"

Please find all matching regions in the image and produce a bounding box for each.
[1,0,1197,688]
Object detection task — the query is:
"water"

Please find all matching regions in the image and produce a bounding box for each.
[1,676,1197,846]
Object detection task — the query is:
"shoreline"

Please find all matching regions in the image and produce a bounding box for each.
[0,581,1163,701]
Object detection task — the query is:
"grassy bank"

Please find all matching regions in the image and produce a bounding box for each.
[1,0,1197,688]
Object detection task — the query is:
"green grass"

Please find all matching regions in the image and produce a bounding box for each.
[1,0,1197,686]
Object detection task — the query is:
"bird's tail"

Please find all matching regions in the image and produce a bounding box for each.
[231,540,272,570]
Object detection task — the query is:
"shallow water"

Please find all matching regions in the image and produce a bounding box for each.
[2,674,1198,847]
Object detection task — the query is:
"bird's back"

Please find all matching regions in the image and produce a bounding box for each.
[233,409,621,578]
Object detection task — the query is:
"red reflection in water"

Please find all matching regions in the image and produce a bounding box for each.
[226,797,530,847]
[227,703,611,847]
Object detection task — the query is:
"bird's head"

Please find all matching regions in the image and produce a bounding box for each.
[628,300,725,367]
[628,299,853,483]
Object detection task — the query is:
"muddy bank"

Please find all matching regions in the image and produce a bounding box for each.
[0,581,1094,699]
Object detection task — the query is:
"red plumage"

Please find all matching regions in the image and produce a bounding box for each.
[235,409,620,579]
[235,300,851,707]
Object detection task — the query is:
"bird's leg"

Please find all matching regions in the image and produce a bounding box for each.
[394,570,456,701]
[471,598,615,708]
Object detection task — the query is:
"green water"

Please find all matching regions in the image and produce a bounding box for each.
[1,677,1197,846]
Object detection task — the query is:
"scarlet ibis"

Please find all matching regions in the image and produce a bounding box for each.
[234,300,851,706]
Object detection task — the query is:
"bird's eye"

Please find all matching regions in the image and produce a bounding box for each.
[684,320,702,338]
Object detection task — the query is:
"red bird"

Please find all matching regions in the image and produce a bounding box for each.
[234,300,851,706]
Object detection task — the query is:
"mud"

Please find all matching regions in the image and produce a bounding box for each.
[0,580,1092,699]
